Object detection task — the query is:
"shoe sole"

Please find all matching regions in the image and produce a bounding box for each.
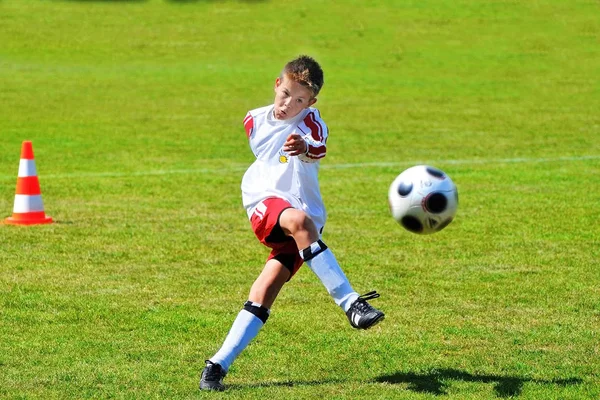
[362,314,385,330]
[199,383,225,391]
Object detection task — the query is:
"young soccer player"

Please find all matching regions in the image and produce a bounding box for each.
[200,55,384,391]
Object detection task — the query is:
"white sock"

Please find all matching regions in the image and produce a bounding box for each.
[301,241,359,312]
[209,307,266,372]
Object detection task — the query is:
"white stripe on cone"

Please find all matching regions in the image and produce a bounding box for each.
[13,194,45,213]
[18,159,37,177]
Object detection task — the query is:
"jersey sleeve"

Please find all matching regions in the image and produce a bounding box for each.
[298,110,328,163]
[243,112,254,138]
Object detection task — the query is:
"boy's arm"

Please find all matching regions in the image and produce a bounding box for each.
[284,132,327,163]
[297,110,328,163]
[297,135,326,163]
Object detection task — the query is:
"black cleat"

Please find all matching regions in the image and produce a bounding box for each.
[199,360,227,391]
[346,291,385,329]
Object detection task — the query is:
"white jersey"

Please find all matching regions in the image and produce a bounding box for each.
[241,104,329,230]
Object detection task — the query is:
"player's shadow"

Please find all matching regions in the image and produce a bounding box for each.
[376,368,582,397]
[227,368,581,396]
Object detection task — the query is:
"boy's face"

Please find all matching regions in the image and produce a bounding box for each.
[273,75,317,120]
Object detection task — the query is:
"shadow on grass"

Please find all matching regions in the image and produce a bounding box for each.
[228,368,582,397]
[376,368,583,397]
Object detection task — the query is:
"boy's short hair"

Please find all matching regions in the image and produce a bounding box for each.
[281,55,324,97]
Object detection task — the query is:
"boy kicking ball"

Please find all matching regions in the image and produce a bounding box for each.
[200,55,384,391]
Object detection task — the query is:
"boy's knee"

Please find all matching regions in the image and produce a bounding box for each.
[280,209,316,235]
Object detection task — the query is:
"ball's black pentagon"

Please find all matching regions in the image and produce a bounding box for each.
[401,215,423,233]
[424,192,447,214]
[426,166,445,179]
[397,181,413,197]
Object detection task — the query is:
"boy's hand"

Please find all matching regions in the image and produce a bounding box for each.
[283,133,307,156]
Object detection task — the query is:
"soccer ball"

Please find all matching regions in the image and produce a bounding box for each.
[388,165,458,234]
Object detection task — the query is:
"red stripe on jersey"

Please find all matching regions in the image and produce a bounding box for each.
[303,112,322,141]
[307,144,326,159]
[244,114,254,138]
[311,112,325,142]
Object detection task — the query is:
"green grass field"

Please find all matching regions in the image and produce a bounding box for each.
[1,0,599,398]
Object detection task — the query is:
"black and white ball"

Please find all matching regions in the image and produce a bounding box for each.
[388,165,458,234]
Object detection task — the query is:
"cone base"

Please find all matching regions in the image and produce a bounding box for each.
[4,216,53,225]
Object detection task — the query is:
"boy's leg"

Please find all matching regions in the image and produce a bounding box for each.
[200,259,290,391]
[279,208,358,311]
[279,208,384,329]
[248,258,292,308]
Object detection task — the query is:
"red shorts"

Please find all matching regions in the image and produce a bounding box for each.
[250,197,304,278]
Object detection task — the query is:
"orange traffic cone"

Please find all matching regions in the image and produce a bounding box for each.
[4,141,53,225]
